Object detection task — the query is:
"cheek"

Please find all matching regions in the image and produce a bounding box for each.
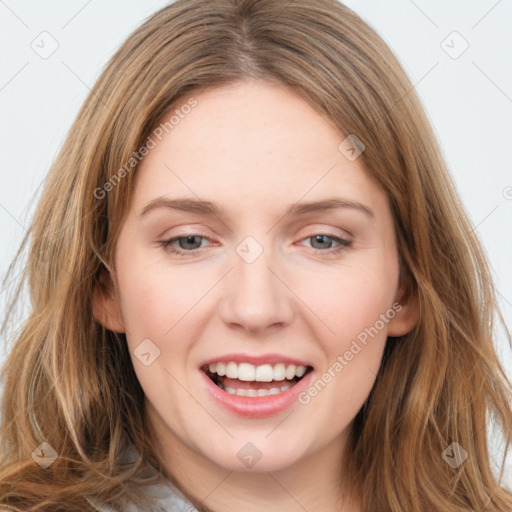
[114,247,194,346]
[303,262,398,343]
[296,269,396,423]
[296,259,399,412]
[119,278,170,338]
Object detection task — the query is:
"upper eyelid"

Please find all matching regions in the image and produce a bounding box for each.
[162,224,353,240]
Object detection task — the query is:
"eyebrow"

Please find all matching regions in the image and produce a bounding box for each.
[138,197,375,219]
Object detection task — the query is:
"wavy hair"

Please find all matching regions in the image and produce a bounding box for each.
[1,0,511,510]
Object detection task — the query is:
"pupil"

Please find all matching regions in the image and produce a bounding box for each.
[181,236,201,250]
[313,235,331,249]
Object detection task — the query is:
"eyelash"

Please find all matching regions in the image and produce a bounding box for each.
[160,233,352,257]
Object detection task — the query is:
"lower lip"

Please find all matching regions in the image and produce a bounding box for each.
[199,369,315,418]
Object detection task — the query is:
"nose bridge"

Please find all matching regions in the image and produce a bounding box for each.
[219,235,293,331]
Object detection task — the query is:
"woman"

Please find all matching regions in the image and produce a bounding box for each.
[1,0,511,510]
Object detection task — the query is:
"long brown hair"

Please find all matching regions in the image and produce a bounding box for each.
[1,0,511,510]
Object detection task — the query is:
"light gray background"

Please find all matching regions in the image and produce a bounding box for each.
[1,0,511,487]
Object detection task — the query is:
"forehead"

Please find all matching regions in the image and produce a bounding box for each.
[164,80,343,164]
[131,80,387,221]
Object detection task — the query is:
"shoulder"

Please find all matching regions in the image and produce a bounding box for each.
[86,445,199,512]
[133,481,199,512]
[87,481,199,512]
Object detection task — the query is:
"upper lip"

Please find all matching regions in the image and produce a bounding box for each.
[200,353,313,368]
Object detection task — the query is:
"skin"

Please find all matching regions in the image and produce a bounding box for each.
[94,80,418,512]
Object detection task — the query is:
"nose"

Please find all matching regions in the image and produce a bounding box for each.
[218,244,294,333]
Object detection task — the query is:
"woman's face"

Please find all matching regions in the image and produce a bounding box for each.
[95,80,417,475]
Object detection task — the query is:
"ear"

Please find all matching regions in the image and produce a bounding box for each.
[387,281,419,337]
[92,269,126,333]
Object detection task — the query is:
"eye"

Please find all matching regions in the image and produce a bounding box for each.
[160,233,352,258]
[160,235,211,257]
[299,234,352,254]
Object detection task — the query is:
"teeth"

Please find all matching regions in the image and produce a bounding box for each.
[273,363,286,381]
[214,362,226,376]
[238,362,255,381]
[207,361,308,381]
[285,364,296,379]
[222,383,293,397]
[237,388,257,397]
[226,362,238,379]
[255,364,274,382]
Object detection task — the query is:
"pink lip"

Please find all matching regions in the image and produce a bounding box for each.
[200,353,312,368]
[199,367,315,418]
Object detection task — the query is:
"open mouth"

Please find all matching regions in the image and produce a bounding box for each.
[201,362,314,397]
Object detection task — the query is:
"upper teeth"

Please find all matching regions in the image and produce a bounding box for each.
[208,362,307,382]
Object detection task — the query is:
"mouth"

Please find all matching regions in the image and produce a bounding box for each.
[201,361,314,397]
